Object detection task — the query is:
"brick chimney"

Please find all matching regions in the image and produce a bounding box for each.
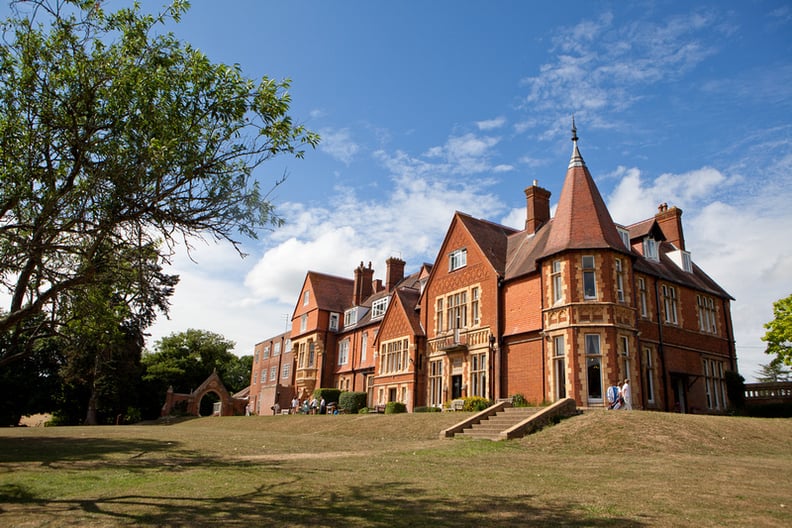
[524,180,551,233]
[385,257,406,291]
[353,261,374,305]
[655,203,685,251]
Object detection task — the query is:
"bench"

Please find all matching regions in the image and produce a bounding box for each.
[451,399,464,411]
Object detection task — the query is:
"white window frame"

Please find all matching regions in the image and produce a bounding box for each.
[429,360,443,407]
[582,255,597,300]
[662,285,678,325]
[282,363,290,379]
[553,335,566,400]
[300,314,307,332]
[471,352,487,398]
[303,291,310,306]
[338,339,349,365]
[644,347,655,403]
[615,258,625,302]
[638,278,648,318]
[617,227,631,249]
[585,334,603,402]
[269,366,277,382]
[449,248,467,271]
[361,332,368,361]
[344,308,357,327]
[643,237,658,261]
[329,312,339,331]
[552,260,563,304]
[273,342,281,356]
[371,297,389,319]
[471,287,480,326]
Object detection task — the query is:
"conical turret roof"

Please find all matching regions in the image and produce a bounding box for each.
[541,122,626,258]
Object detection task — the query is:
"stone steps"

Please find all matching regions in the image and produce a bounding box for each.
[456,407,541,440]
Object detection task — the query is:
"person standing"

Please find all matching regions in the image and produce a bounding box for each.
[606,382,621,410]
[621,379,632,410]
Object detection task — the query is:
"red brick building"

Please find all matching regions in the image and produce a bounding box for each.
[249,331,293,415]
[250,125,736,414]
[413,124,736,412]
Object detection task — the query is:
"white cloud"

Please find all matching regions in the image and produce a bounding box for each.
[319,127,360,165]
[476,116,507,131]
[605,159,792,381]
[423,133,501,174]
[520,10,723,134]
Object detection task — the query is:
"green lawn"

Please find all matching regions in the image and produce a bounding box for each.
[1,411,790,527]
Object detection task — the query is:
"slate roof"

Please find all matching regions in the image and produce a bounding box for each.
[633,241,733,299]
[306,271,353,313]
[456,212,519,275]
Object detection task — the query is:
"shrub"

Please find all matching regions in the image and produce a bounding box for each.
[462,396,492,412]
[359,407,370,414]
[313,388,341,406]
[124,407,142,424]
[385,401,407,414]
[511,393,529,407]
[463,396,492,412]
[414,406,441,413]
[339,391,367,414]
[724,371,745,410]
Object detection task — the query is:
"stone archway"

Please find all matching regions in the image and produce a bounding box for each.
[160,370,248,417]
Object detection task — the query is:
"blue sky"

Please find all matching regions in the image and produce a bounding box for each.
[69,1,792,380]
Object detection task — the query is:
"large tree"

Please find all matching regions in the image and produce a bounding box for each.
[141,328,242,416]
[762,293,792,366]
[0,0,318,367]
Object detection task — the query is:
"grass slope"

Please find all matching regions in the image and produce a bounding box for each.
[0,411,790,527]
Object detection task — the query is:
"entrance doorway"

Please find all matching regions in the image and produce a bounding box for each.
[452,375,463,399]
[672,375,687,413]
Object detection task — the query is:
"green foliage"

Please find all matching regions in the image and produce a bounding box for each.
[0,329,62,426]
[762,294,792,366]
[338,391,367,414]
[140,329,239,418]
[384,401,407,414]
[313,388,341,406]
[413,406,441,413]
[0,0,318,366]
[462,396,492,412]
[724,370,745,410]
[756,358,791,382]
[510,393,529,407]
[224,355,253,394]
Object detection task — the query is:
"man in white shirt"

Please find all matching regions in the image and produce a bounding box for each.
[621,379,632,410]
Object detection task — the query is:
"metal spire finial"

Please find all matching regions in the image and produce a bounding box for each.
[571,115,578,143]
[568,115,585,169]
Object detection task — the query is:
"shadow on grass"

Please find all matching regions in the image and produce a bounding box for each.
[0,436,181,465]
[0,479,649,527]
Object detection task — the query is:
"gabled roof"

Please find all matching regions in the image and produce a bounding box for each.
[393,287,424,337]
[540,134,626,259]
[304,271,353,313]
[505,220,554,279]
[457,212,519,275]
[343,268,424,329]
[625,218,666,242]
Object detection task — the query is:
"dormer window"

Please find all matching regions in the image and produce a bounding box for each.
[643,237,658,261]
[371,297,389,319]
[449,248,467,271]
[617,227,631,250]
[344,308,358,327]
[668,249,693,272]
